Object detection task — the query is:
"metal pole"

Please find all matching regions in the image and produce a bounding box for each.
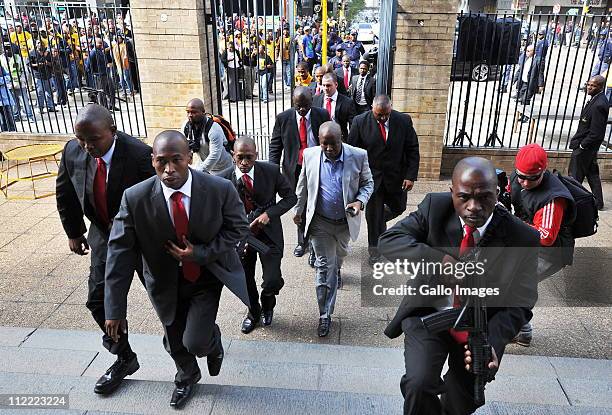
[322,0,328,64]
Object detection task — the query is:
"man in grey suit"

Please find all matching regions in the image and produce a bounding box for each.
[293,122,373,337]
[104,131,250,409]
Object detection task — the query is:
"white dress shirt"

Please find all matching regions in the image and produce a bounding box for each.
[160,168,193,224]
[356,75,368,106]
[234,165,255,184]
[521,57,533,83]
[323,90,338,120]
[296,109,317,147]
[99,136,116,182]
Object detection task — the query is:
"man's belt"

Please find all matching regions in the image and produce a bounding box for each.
[315,212,347,225]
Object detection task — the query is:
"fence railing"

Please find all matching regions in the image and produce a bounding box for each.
[0,4,146,137]
[445,12,612,152]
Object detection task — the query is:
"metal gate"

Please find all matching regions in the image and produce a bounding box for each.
[445,12,612,152]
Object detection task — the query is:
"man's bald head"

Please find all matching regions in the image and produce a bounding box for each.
[293,86,312,102]
[373,95,392,111]
[293,86,313,116]
[152,130,192,190]
[319,121,343,159]
[187,98,205,112]
[234,135,257,152]
[233,136,258,173]
[587,75,606,96]
[186,98,206,124]
[75,103,115,131]
[319,121,342,141]
[450,157,498,229]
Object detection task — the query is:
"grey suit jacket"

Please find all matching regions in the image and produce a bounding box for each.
[294,143,373,241]
[104,169,250,325]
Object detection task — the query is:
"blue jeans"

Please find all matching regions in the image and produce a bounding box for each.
[121,68,133,94]
[12,87,33,118]
[282,61,291,87]
[591,59,609,77]
[259,73,269,102]
[54,74,67,104]
[66,62,79,91]
[0,105,16,131]
[35,78,55,110]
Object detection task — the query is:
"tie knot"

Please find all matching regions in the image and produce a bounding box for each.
[463,224,477,236]
[171,191,183,202]
[96,158,106,167]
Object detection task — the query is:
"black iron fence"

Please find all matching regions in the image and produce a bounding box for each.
[0,4,146,137]
[445,12,612,152]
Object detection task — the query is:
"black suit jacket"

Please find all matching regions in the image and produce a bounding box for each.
[104,170,250,324]
[569,92,610,150]
[348,110,420,195]
[512,55,545,99]
[350,74,376,106]
[379,193,539,360]
[56,131,155,262]
[334,66,357,96]
[220,161,297,250]
[269,107,331,190]
[313,92,356,142]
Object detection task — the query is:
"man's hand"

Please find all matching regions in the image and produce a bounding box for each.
[345,201,362,215]
[165,236,195,262]
[105,319,127,343]
[538,86,544,94]
[464,344,499,376]
[293,214,302,225]
[251,212,270,228]
[402,180,414,192]
[68,235,89,255]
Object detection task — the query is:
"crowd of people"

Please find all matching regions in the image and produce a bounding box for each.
[216,13,371,104]
[0,9,139,132]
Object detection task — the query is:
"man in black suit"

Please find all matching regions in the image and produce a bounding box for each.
[313,73,356,141]
[56,104,155,395]
[512,44,545,108]
[379,157,539,415]
[569,75,609,210]
[269,86,330,259]
[348,95,420,264]
[104,131,250,409]
[220,137,297,333]
[350,60,376,114]
[335,54,356,97]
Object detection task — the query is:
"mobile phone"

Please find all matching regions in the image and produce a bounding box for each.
[345,206,358,217]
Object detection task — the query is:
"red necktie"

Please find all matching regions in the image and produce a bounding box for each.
[170,191,200,282]
[450,224,477,344]
[242,173,253,192]
[298,116,308,165]
[316,86,321,95]
[326,97,333,118]
[93,158,109,227]
[344,68,349,89]
[379,121,387,143]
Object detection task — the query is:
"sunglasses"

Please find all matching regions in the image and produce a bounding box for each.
[516,171,543,181]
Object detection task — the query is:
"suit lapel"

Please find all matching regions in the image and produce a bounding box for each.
[150,177,177,241]
[445,214,463,253]
[187,169,202,239]
[341,144,351,198]
[290,110,299,148]
[74,147,88,210]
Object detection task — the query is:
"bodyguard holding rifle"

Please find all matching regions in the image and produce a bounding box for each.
[221,137,297,333]
[378,157,539,414]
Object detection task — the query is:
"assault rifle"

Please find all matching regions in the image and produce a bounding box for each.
[419,248,494,406]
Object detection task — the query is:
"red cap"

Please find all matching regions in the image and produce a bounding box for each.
[515,143,547,175]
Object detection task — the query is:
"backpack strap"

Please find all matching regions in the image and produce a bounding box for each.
[203,116,214,143]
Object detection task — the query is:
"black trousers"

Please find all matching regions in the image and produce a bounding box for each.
[86,260,143,358]
[93,74,115,109]
[163,270,223,385]
[569,148,604,209]
[366,185,407,252]
[400,316,480,415]
[241,232,284,315]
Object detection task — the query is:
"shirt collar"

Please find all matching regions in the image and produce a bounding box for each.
[234,165,254,181]
[161,168,193,202]
[99,135,116,165]
[323,145,344,163]
[325,90,338,101]
[297,109,311,122]
[459,212,494,239]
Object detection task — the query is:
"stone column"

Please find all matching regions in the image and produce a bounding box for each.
[392,2,456,179]
[130,0,220,141]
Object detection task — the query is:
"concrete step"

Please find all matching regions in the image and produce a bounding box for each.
[0,327,611,414]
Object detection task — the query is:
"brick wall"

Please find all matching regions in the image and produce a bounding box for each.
[130,0,219,142]
[392,4,456,179]
[441,147,612,181]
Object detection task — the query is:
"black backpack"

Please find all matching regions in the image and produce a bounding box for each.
[553,170,599,238]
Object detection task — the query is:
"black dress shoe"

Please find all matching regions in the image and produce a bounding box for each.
[308,250,316,267]
[262,310,274,326]
[294,244,306,257]
[94,355,140,394]
[241,312,260,334]
[170,374,200,409]
[207,343,224,376]
[318,317,331,337]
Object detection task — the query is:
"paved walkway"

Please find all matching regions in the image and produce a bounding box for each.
[0,326,610,414]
